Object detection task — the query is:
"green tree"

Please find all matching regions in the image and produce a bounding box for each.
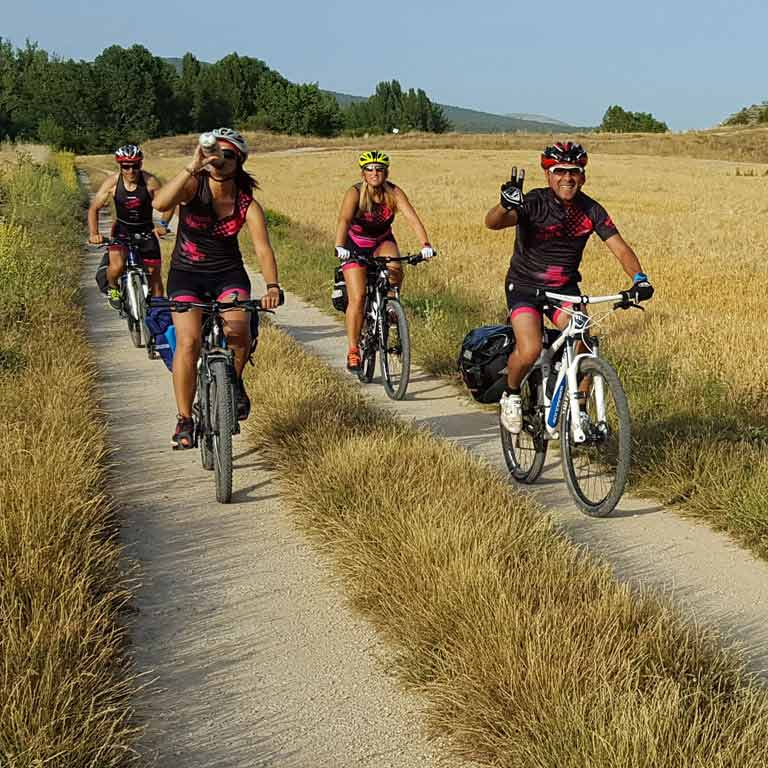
[600,104,667,133]
[92,45,179,146]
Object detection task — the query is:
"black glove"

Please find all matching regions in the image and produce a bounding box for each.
[500,166,525,212]
[629,273,654,301]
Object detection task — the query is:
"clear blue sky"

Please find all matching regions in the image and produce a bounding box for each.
[5,0,765,130]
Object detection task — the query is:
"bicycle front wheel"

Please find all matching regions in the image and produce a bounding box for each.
[195,371,214,472]
[379,300,411,400]
[209,359,235,503]
[500,374,547,483]
[560,357,631,517]
[357,319,376,384]
[127,272,146,348]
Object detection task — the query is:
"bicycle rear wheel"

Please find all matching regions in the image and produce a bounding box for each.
[209,359,235,503]
[560,357,631,517]
[500,374,547,483]
[380,299,411,400]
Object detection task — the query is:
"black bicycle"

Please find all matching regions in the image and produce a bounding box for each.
[344,252,426,400]
[169,294,283,504]
[103,232,157,354]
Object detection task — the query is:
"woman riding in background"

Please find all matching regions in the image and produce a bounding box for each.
[88,144,172,305]
[152,127,281,450]
[334,150,435,371]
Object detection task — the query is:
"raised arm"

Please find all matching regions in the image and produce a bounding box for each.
[484,204,519,230]
[152,146,211,211]
[87,173,117,244]
[246,200,281,309]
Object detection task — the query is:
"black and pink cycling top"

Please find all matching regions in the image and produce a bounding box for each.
[115,171,154,229]
[170,173,252,273]
[507,187,619,289]
[346,182,397,249]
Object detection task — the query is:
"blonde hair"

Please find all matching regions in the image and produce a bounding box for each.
[357,176,397,215]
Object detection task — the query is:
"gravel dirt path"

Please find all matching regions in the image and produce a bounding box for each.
[81,185,463,767]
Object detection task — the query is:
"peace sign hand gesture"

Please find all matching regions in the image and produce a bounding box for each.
[500,166,525,212]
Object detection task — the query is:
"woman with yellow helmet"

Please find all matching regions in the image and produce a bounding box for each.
[334,150,435,371]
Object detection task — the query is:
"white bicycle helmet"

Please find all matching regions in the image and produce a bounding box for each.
[212,127,249,160]
[115,144,143,164]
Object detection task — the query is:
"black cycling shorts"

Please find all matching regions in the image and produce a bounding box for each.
[110,224,161,265]
[506,281,581,326]
[167,264,251,302]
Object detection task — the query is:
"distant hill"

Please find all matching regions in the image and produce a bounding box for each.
[324,90,577,133]
[505,112,570,126]
[162,59,581,134]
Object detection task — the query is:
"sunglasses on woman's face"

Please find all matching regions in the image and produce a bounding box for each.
[221,149,239,160]
[120,163,141,171]
[363,165,386,173]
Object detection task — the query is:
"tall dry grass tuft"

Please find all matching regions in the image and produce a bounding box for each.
[0,153,138,766]
[244,323,768,766]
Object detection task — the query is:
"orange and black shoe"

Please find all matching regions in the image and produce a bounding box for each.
[346,347,361,372]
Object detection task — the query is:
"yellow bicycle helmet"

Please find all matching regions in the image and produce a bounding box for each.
[358,150,390,169]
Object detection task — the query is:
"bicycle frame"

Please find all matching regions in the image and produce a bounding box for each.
[517,287,636,444]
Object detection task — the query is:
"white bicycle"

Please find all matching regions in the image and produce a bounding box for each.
[500,284,647,517]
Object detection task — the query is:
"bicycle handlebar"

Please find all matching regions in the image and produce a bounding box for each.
[342,252,428,266]
[162,291,285,314]
[506,281,645,308]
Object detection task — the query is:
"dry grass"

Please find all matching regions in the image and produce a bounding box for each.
[0,153,138,766]
[243,322,768,767]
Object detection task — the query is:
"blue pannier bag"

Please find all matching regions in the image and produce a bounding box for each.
[145,297,176,372]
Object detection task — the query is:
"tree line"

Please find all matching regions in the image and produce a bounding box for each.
[0,40,450,153]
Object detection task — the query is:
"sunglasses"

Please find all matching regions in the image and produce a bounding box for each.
[120,163,141,171]
[363,165,386,173]
[550,167,584,177]
[221,149,239,160]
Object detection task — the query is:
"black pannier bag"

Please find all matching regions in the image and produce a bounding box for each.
[331,266,348,312]
[94,251,110,295]
[457,324,516,404]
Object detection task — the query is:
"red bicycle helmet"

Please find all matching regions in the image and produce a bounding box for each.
[540,142,588,170]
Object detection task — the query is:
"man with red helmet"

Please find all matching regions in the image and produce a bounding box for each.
[88,144,174,308]
[484,141,654,434]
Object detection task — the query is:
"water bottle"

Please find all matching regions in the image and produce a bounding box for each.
[199,132,222,160]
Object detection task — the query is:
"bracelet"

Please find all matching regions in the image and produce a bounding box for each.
[265,282,280,290]
[633,272,648,283]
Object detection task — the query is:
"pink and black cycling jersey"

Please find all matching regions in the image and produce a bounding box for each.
[507,187,619,289]
[347,182,397,249]
[171,173,252,273]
